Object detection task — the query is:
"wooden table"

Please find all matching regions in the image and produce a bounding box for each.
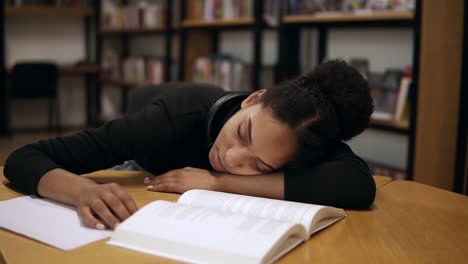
[373,175,392,189]
[280,180,468,264]
[0,169,467,263]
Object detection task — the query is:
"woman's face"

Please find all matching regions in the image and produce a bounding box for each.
[208,90,298,175]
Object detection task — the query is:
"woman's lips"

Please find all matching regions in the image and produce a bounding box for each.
[214,146,226,172]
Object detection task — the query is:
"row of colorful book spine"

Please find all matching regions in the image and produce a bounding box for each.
[193,55,252,92]
[102,55,167,85]
[287,0,415,15]
[101,0,166,29]
[193,54,276,92]
[191,0,253,20]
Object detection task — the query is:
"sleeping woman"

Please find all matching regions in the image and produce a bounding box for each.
[4,60,375,230]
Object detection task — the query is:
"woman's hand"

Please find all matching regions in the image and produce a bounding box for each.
[144,167,221,194]
[76,183,138,230]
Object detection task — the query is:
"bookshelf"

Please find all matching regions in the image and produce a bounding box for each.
[97,0,174,114]
[178,0,263,91]
[283,11,414,24]
[278,11,415,132]
[0,2,99,135]
[181,17,255,28]
[277,3,418,179]
[100,27,167,35]
[412,0,465,191]
[5,5,94,17]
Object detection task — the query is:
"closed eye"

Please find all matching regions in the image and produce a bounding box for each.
[255,163,270,173]
[237,122,247,145]
[239,116,277,173]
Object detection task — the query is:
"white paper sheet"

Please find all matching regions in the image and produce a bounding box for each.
[0,196,111,250]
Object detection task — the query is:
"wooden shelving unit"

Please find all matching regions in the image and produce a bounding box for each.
[6,5,94,17]
[283,11,414,24]
[181,17,254,28]
[178,0,262,90]
[97,0,174,114]
[100,27,167,34]
[278,5,418,179]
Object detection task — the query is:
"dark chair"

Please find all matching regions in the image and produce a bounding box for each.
[10,62,60,132]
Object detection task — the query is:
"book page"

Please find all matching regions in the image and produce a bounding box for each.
[178,190,345,235]
[0,196,111,250]
[108,200,306,264]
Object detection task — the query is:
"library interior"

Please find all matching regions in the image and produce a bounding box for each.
[0,0,467,263]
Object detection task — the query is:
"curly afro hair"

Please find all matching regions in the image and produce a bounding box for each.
[260,59,374,164]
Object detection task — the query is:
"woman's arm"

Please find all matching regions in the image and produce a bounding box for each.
[217,172,284,199]
[4,101,175,229]
[4,101,174,195]
[144,167,284,199]
[228,156,376,209]
[146,145,375,209]
[282,159,376,209]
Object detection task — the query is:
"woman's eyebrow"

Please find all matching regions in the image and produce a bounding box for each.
[248,116,276,171]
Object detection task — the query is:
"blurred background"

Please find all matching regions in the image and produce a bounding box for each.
[0,0,466,194]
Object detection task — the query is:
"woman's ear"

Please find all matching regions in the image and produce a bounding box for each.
[241,89,267,109]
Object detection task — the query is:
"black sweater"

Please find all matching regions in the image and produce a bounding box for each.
[4,84,375,209]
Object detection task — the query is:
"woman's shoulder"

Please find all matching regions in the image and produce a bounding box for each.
[326,142,369,168]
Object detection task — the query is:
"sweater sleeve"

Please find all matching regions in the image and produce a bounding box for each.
[283,144,376,209]
[4,99,175,196]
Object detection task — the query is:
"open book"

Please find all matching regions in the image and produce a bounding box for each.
[108,190,346,264]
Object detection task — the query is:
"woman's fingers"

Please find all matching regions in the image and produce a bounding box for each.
[100,191,131,221]
[90,198,121,229]
[143,176,153,185]
[78,206,106,230]
[109,183,138,214]
[147,173,178,186]
[77,183,137,230]
[147,182,185,193]
[146,169,182,184]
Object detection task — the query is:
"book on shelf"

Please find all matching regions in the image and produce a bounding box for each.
[108,189,346,264]
[172,0,181,27]
[122,57,146,83]
[121,56,167,85]
[101,42,121,79]
[101,42,168,85]
[263,0,280,26]
[101,0,166,30]
[146,58,166,84]
[369,66,412,122]
[193,54,253,91]
[287,0,414,15]
[191,0,253,21]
